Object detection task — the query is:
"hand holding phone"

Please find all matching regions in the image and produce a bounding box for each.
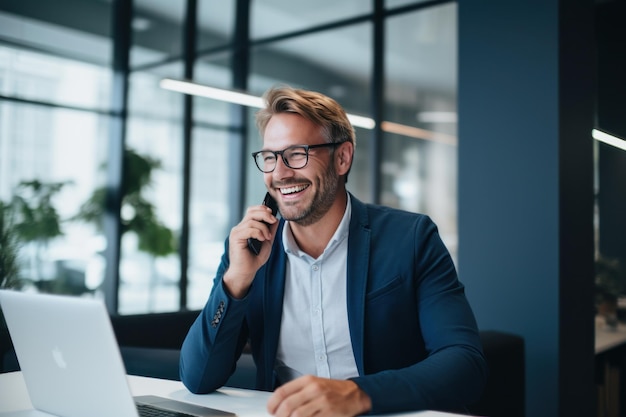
[247,192,278,256]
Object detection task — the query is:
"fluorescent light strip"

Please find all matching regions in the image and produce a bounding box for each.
[381,121,457,146]
[161,78,374,129]
[160,78,265,109]
[593,129,626,151]
[347,114,376,129]
[160,78,456,143]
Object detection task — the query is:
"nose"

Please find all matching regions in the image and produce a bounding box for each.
[272,154,294,178]
[274,155,293,173]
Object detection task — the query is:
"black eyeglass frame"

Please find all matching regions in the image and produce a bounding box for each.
[251,142,345,173]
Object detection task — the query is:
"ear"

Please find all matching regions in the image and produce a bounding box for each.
[335,141,354,176]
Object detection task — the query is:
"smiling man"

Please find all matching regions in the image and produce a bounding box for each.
[180,86,487,417]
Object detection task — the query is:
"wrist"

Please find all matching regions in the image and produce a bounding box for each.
[349,381,372,415]
[360,391,372,414]
[223,270,252,299]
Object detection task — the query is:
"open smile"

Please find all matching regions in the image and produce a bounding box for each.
[279,184,309,195]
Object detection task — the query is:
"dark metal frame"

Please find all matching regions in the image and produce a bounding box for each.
[178,0,198,309]
[103,0,132,313]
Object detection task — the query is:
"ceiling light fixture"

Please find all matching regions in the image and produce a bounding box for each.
[160,78,265,109]
[381,121,457,146]
[160,78,374,129]
[160,78,455,144]
[592,129,626,151]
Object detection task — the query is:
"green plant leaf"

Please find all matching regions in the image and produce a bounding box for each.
[73,148,176,258]
[0,201,23,289]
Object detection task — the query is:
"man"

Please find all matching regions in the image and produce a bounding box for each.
[180,86,487,416]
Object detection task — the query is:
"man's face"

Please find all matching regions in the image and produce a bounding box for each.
[262,113,340,226]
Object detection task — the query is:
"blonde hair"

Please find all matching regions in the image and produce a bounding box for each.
[255,86,356,182]
[256,86,355,145]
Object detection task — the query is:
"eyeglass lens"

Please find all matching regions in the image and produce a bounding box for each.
[255,146,308,172]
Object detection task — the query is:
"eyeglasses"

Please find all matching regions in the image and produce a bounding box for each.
[252,142,344,173]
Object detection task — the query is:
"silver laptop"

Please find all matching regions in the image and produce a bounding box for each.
[0,290,234,417]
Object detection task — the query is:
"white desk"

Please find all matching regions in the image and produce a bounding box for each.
[0,371,465,417]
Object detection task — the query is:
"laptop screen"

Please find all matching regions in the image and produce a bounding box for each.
[0,290,139,417]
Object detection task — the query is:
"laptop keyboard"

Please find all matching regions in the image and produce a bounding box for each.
[137,403,196,417]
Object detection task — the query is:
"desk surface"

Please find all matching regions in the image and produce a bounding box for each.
[0,371,464,417]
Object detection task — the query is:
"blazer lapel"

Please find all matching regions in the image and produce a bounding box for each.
[346,195,371,376]
[263,220,287,388]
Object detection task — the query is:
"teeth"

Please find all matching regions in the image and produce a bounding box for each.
[280,185,308,195]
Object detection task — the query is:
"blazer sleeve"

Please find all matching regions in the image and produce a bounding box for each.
[179,239,251,394]
[351,214,487,414]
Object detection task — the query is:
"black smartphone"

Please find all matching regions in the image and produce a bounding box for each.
[247,192,278,256]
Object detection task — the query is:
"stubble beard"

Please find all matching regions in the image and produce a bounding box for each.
[280,164,339,227]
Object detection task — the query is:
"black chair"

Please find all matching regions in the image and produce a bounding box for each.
[468,330,525,417]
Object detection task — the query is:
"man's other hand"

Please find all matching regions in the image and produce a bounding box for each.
[267,375,372,417]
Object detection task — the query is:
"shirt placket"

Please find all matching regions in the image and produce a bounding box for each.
[309,261,330,377]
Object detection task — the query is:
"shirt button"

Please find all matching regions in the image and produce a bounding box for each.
[318,355,325,361]
[312,265,319,271]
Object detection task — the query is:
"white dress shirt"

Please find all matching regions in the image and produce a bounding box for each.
[274,195,358,384]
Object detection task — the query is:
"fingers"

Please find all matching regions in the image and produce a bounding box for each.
[223,204,279,298]
[230,205,278,252]
[244,205,278,242]
[267,376,317,417]
[267,376,372,417]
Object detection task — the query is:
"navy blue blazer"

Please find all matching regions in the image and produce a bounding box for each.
[180,195,487,414]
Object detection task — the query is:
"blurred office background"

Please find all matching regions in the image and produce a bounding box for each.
[0,0,459,314]
[1,1,625,416]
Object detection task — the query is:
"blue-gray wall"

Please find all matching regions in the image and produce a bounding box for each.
[458,1,595,416]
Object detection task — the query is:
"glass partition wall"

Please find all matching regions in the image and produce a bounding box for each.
[0,0,458,314]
